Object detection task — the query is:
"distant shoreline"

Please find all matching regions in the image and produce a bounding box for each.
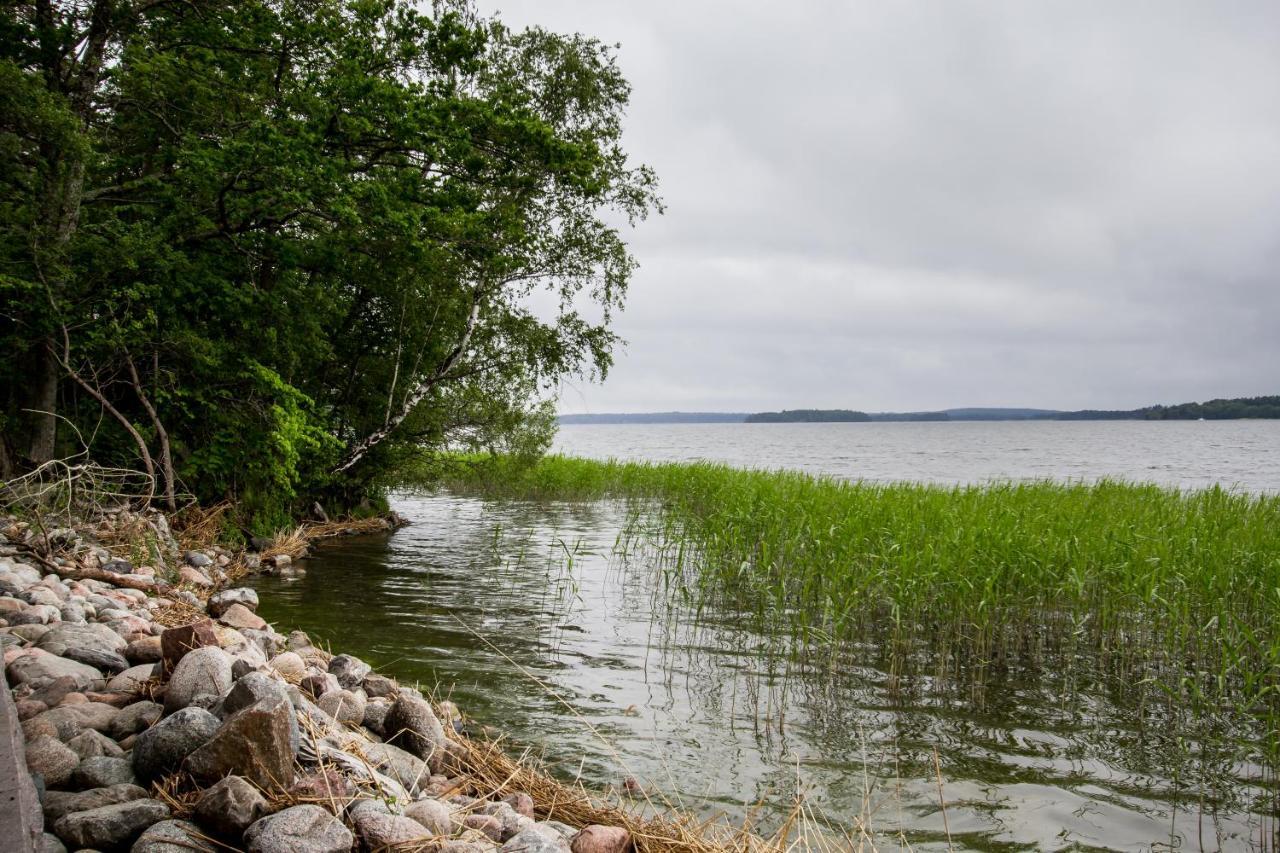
[558,395,1280,425]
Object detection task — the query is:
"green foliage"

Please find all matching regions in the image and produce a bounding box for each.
[0,0,657,519]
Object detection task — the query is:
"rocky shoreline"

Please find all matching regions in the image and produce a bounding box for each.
[1,507,638,853]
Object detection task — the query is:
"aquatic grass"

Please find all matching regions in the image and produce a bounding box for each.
[443,455,1280,774]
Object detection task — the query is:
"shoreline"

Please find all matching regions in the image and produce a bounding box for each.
[1,504,743,853]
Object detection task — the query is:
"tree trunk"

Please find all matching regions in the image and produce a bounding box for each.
[26,342,59,463]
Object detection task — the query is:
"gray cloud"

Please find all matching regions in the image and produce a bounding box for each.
[490,0,1280,412]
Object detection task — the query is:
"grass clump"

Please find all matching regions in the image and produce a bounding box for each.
[445,454,1280,773]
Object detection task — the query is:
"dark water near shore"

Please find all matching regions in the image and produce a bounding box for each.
[254,422,1280,850]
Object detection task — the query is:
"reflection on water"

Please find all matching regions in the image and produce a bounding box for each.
[255,493,1278,851]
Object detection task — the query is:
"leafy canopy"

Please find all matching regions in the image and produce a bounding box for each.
[0,0,658,524]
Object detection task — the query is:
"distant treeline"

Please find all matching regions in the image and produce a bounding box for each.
[1056,396,1280,420]
[746,409,871,423]
[560,396,1280,425]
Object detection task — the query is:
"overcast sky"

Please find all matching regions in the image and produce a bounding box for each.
[486,1,1280,414]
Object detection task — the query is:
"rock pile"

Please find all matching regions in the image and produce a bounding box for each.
[2,517,634,853]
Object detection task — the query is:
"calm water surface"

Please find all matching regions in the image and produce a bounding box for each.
[255,422,1280,851]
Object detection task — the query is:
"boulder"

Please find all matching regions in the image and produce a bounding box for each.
[217,603,267,632]
[159,620,219,675]
[51,797,170,850]
[502,792,535,820]
[109,700,162,739]
[63,645,130,675]
[501,826,572,853]
[7,648,105,692]
[193,774,268,838]
[223,670,289,714]
[67,728,125,759]
[362,740,429,795]
[326,654,370,689]
[25,734,79,787]
[107,662,158,694]
[184,551,213,568]
[163,646,232,713]
[132,707,220,783]
[465,814,505,842]
[71,755,138,789]
[37,832,65,853]
[287,770,355,812]
[361,672,397,697]
[353,810,432,848]
[37,622,127,656]
[178,566,213,588]
[184,694,297,789]
[267,651,305,681]
[385,693,447,769]
[42,783,149,823]
[405,797,453,835]
[362,697,391,734]
[208,587,259,617]
[125,635,163,664]
[132,819,217,853]
[24,707,83,741]
[571,826,632,853]
[317,688,365,726]
[243,804,353,853]
[300,672,339,699]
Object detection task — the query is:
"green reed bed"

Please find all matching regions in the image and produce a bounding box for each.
[445,455,1280,769]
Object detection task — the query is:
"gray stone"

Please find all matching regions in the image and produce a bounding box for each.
[110,700,163,739]
[193,774,267,838]
[63,645,131,675]
[385,693,447,769]
[38,832,66,853]
[361,673,398,698]
[570,825,631,853]
[480,801,525,840]
[300,672,339,699]
[23,707,84,741]
[317,688,365,726]
[326,654,370,689]
[37,622,127,657]
[132,707,220,783]
[405,797,453,835]
[25,734,79,787]
[107,663,158,694]
[63,701,120,733]
[353,810,432,848]
[501,826,573,853]
[131,819,216,852]
[362,740,429,795]
[43,783,149,823]
[362,697,391,735]
[67,728,125,760]
[184,694,297,789]
[59,601,88,623]
[52,798,170,850]
[183,551,213,568]
[222,670,289,715]
[243,804,353,853]
[72,755,138,789]
[7,649,105,692]
[207,588,258,617]
[163,646,232,713]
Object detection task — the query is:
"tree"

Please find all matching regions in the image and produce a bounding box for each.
[0,0,658,523]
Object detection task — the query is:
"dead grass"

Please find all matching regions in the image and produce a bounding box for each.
[151,597,206,628]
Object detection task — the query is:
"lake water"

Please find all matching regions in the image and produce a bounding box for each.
[552,420,1280,492]
[254,421,1280,851]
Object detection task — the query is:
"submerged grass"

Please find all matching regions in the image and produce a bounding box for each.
[445,455,1280,774]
